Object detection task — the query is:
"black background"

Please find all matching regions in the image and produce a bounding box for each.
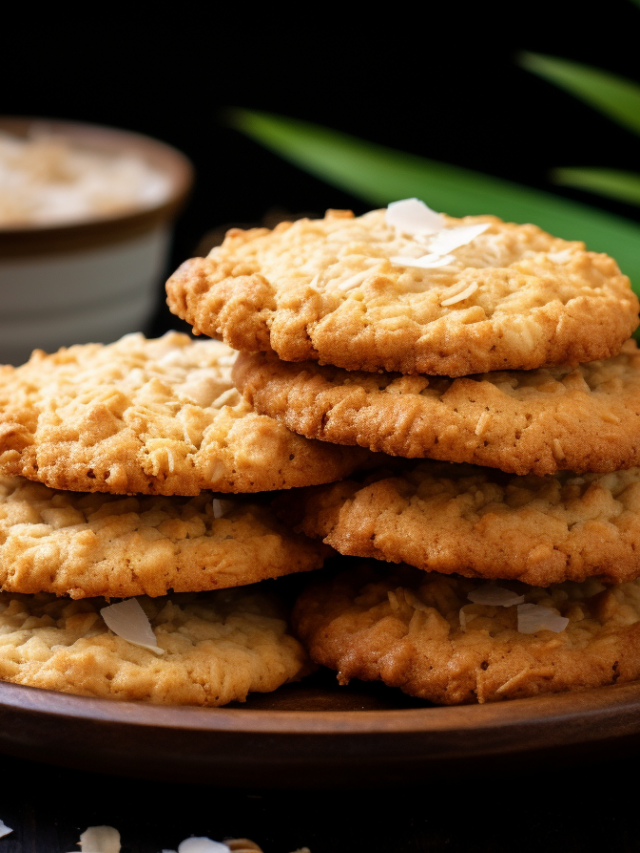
[2,6,640,849]
[4,1,640,277]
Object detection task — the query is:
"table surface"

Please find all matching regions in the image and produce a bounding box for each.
[0,748,636,852]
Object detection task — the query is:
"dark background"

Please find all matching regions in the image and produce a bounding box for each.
[2,6,640,850]
[4,2,640,280]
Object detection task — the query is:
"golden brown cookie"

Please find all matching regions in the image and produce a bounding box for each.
[0,475,329,599]
[167,207,638,376]
[293,563,640,704]
[234,340,640,477]
[277,463,640,586]
[0,332,367,495]
[0,587,311,705]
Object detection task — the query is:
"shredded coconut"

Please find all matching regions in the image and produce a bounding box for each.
[548,249,576,264]
[517,603,569,634]
[459,607,467,631]
[440,281,479,306]
[390,253,456,269]
[0,129,170,227]
[70,828,271,853]
[552,439,566,460]
[474,411,491,436]
[100,599,164,655]
[210,388,239,408]
[458,606,480,632]
[79,826,121,853]
[385,201,491,282]
[427,222,490,255]
[178,839,231,853]
[385,198,445,235]
[335,270,373,291]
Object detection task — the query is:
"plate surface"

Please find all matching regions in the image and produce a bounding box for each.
[2,670,640,787]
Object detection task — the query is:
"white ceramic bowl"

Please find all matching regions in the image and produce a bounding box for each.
[0,118,193,365]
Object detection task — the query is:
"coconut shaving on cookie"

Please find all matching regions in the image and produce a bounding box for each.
[278,463,640,587]
[0,332,368,495]
[293,563,640,704]
[167,200,638,376]
[234,339,640,476]
[0,476,329,599]
[0,587,311,705]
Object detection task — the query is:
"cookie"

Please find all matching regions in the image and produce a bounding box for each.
[0,332,367,495]
[277,463,640,586]
[233,340,640,477]
[0,587,310,705]
[0,475,329,599]
[167,206,638,376]
[293,563,640,704]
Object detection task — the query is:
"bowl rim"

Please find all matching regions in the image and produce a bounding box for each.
[0,116,194,256]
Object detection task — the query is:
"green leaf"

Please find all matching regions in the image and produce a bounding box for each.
[519,51,640,137]
[228,108,640,288]
[555,168,640,206]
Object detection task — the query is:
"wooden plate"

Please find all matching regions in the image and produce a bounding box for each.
[2,670,640,787]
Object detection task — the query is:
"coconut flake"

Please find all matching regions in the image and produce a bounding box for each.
[427,223,490,255]
[441,281,479,307]
[386,198,445,235]
[0,820,12,839]
[210,388,238,409]
[178,839,231,853]
[335,270,372,291]
[548,249,575,264]
[390,253,456,269]
[216,354,237,367]
[468,585,525,608]
[517,603,569,634]
[79,826,121,853]
[100,599,164,655]
[459,607,480,632]
[212,498,236,519]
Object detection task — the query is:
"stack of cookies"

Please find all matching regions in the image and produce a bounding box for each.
[167,199,640,704]
[0,332,371,706]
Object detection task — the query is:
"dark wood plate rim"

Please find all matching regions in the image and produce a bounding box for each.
[3,678,640,736]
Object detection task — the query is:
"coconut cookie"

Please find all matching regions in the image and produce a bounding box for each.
[0,587,311,705]
[167,202,638,376]
[277,463,640,586]
[293,563,640,704]
[0,476,329,599]
[234,339,640,476]
[0,332,367,495]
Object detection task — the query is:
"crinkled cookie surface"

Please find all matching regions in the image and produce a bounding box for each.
[0,476,329,599]
[234,340,640,476]
[0,332,366,495]
[278,463,640,586]
[0,587,310,705]
[293,563,640,704]
[167,209,638,376]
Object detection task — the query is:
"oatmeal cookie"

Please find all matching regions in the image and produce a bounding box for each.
[0,332,367,495]
[0,476,329,599]
[0,587,310,705]
[167,208,638,376]
[234,340,640,476]
[293,563,640,704]
[278,463,640,586]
